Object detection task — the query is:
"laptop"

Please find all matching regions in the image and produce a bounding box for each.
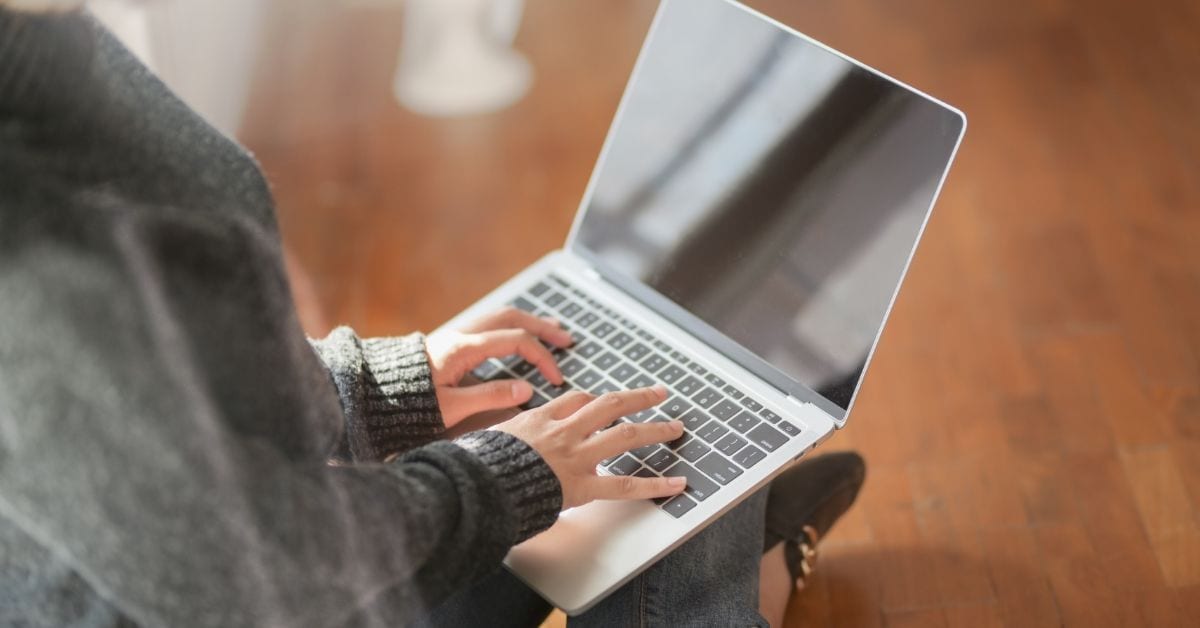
[438,0,965,614]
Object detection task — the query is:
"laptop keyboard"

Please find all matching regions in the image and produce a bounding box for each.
[470,274,804,518]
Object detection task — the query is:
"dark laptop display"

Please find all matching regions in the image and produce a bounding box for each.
[574,0,964,413]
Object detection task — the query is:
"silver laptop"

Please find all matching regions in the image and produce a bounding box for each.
[438,0,965,614]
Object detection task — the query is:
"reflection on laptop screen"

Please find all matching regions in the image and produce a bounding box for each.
[575,0,963,410]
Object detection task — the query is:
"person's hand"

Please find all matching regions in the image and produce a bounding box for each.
[494,386,687,509]
[426,307,574,428]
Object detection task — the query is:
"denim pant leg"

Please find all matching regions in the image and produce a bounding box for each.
[417,489,769,627]
[572,489,770,628]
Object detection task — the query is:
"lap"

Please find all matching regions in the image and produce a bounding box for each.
[416,489,769,628]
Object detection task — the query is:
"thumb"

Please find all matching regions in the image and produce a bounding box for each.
[442,379,533,423]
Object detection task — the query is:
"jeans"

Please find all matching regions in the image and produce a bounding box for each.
[416,489,770,627]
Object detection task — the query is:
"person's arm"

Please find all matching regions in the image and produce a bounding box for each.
[310,308,577,463]
[309,328,446,463]
[0,265,561,627]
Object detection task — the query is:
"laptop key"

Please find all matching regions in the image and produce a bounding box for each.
[640,354,668,374]
[747,423,788,451]
[511,361,536,376]
[676,375,704,396]
[594,351,621,371]
[722,385,744,400]
[610,363,639,383]
[544,292,566,308]
[662,462,720,501]
[574,341,603,359]
[607,332,634,350]
[575,369,603,390]
[624,343,651,362]
[529,282,550,297]
[759,408,782,424]
[628,374,656,389]
[549,276,569,288]
[645,449,680,473]
[471,359,502,380]
[661,398,693,419]
[653,340,671,352]
[657,365,687,385]
[687,362,708,376]
[705,373,727,388]
[667,430,691,450]
[680,408,709,431]
[559,358,585,378]
[634,467,657,478]
[740,397,764,412]
[607,455,642,476]
[544,381,572,398]
[631,444,660,460]
[500,354,523,367]
[697,421,729,443]
[696,452,743,485]
[691,387,722,408]
[592,322,617,339]
[677,438,711,462]
[728,411,761,434]
[527,371,548,388]
[732,445,766,469]
[715,432,748,456]
[629,407,657,423]
[710,399,741,421]
[576,312,600,329]
[593,381,620,395]
[512,297,537,313]
[778,421,802,437]
[560,302,583,319]
[662,494,697,518]
[521,391,550,410]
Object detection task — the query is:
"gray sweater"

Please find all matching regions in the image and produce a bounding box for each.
[0,9,560,627]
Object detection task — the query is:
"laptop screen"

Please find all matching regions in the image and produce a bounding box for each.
[571,0,964,416]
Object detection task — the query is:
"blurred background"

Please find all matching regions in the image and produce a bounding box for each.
[96,0,1198,625]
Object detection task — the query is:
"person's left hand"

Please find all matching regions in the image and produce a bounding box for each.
[426,307,574,428]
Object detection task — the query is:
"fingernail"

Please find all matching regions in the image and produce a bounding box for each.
[668,476,686,487]
[512,381,531,399]
[652,385,668,398]
[672,420,684,431]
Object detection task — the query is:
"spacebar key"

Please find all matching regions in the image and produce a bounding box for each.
[695,452,743,485]
[662,462,720,501]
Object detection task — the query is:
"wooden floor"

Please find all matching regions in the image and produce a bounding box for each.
[240,1,1200,625]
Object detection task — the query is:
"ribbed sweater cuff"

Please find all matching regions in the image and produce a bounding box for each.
[454,430,562,544]
[353,333,444,459]
[311,327,445,463]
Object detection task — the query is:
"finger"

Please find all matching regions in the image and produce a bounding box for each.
[568,386,668,434]
[590,474,687,502]
[460,329,564,385]
[460,307,574,347]
[586,419,684,463]
[541,390,595,420]
[440,380,533,421]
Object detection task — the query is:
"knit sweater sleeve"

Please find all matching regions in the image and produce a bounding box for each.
[0,8,563,627]
[308,327,446,462]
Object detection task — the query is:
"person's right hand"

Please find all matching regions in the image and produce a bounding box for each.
[494,386,687,509]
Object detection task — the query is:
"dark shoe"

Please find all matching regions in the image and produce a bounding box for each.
[761,451,866,589]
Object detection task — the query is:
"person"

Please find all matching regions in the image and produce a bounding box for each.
[0,4,865,626]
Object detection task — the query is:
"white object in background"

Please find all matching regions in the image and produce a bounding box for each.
[89,1,156,70]
[394,0,532,117]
